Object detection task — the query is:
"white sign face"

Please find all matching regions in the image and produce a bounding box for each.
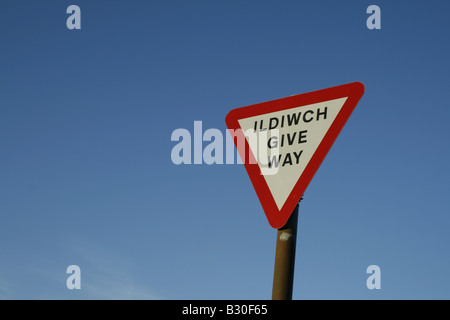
[226,82,364,229]
[237,97,348,210]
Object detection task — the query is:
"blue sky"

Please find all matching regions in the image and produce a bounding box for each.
[1,0,449,299]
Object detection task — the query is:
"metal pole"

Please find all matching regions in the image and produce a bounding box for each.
[272,203,299,300]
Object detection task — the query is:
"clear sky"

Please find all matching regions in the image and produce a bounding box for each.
[1,0,449,299]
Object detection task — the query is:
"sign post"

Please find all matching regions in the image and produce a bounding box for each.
[272,203,299,300]
[225,82,365,299]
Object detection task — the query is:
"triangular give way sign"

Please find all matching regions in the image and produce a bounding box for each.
[225,82,365,229]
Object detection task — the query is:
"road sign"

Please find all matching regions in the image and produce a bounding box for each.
[225,82,365,229]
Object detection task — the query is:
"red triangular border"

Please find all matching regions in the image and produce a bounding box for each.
[225,82,365,229]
